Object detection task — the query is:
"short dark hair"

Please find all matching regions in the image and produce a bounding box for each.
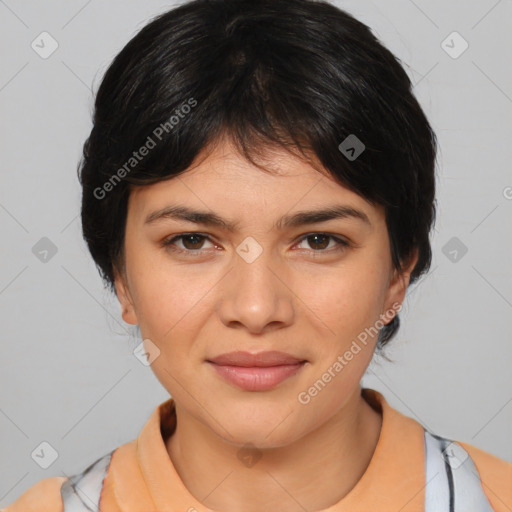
[78,0,437,352]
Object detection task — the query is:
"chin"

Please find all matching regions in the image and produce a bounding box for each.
[210,406,304,450]
[219,427,299,451]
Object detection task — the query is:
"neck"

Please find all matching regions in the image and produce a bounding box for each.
[166,387,382,512]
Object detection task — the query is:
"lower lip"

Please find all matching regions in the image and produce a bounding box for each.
[208,362,306,391]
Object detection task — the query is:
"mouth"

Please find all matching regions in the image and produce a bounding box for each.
[206,351,307,392]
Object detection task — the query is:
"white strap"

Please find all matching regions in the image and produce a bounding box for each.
[424,431,495,511]
[60,451,113,511]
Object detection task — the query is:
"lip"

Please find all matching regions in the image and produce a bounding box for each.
[207,351,307,391]
[208,350,305,367]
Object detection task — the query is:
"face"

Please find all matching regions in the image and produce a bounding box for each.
[115,136,416,448]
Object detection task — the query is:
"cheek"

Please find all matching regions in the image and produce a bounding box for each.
[298,264,388,344]
[127,250,214,344]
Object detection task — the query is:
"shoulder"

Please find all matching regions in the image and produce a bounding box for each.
[1,476,66,512]
[2,449,115,512]
[459,440,512,512]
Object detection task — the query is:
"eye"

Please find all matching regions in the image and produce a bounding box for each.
[162,233,216,254]
[295,233,349,252]
[161,232,350,257]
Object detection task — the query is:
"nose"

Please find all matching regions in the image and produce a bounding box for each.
[216,247,295,334]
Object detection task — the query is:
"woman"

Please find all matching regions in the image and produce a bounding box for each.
[4,0,511,510]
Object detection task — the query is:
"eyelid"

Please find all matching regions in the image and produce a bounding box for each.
[294,233,350,250]
[161,232,218,251]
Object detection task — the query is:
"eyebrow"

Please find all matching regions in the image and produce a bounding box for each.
[144,204,371,230]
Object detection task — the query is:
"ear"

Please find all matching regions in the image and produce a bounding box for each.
[382,248,419,324]
[113,267,139,325]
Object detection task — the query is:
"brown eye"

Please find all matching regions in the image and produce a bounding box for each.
[306,234,330,250]
[295,233,349,252]
[180,234,206,250]
[162,233,215,254]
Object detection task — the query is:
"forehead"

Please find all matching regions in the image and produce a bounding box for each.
[126,137,384,226]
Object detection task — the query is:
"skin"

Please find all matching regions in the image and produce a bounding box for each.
[114,135,418,512]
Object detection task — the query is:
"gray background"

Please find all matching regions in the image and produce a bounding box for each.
[1,0,511,507]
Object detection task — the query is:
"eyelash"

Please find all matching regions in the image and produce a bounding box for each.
[161,232,350,257]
